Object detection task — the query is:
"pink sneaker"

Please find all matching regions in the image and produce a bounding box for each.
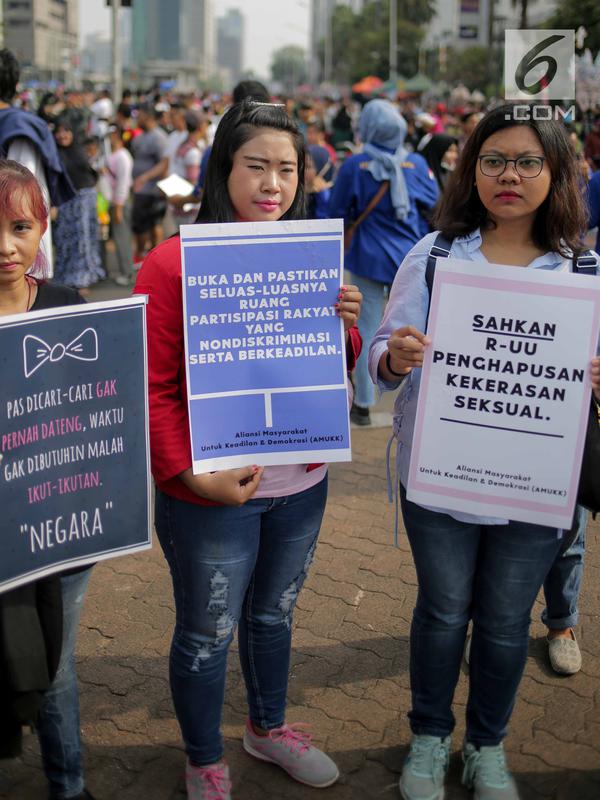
[185,760,232,800]
[243,720,339,788]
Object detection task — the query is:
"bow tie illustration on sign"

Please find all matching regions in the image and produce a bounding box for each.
[23,328,99,378]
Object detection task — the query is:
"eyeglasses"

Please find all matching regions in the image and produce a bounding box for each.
[478,155,546,178]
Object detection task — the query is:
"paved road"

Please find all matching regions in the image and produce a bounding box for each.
[1,278,599,799]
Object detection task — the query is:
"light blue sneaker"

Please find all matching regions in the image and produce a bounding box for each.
[462,743,521,799]
[399,734,450,800]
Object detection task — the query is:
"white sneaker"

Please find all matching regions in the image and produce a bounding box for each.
[547,629,582,675]
[243,720,339,788]
[185,760,231,800]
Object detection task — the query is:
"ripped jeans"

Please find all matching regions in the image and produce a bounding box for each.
[154,477,327,767]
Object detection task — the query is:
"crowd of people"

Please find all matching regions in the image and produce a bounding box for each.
[1,42,600,800]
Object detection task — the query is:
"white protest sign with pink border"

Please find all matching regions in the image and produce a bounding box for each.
[407,258,600,528]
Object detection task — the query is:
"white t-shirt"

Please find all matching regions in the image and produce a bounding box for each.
[172,140,203,181]
[92,97,114,120]
[90,97,115,137]
[106,147,133,205]
[165,129,188,173]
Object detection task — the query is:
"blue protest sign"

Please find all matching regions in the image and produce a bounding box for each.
[0,297,151,593]
[180,219,351,471]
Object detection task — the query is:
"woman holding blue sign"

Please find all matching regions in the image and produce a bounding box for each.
[134,101,362,800]
[0,159,94,799]
[369,106,600,800]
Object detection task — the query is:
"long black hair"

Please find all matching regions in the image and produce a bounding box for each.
[0,49,19,103]
[419,133,458,191]
[434,104,587,256]
[196,100,306,224]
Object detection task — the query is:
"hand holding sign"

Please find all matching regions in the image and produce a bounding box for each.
[180,465,265,506]
[385,326,432,377]
[591,357,600,403]
[335,285,362,337]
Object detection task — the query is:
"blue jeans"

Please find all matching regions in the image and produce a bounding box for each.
[542,505,586,630]
[348,272,386,408]
[154,477,328,767]
[400,487,564,746]
[37,568,92,799]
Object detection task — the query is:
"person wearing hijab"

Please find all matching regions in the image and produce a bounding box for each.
[306,144,333,219]
[418,133,459,192]
[37,92,64,128]
[331,102,354,151]
[52,121,105,293]
[329,99,439,425]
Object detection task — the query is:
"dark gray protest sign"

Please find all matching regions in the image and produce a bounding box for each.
[0,297,151,592]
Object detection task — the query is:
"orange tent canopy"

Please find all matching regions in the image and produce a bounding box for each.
[352,75,383,94]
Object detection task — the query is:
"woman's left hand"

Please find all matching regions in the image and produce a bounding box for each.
[335,285,362,341]
[591,356,600,403]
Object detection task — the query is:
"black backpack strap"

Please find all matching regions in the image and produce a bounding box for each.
[425,232,454,328]
[425,233,454,297]
[572,250,597,276]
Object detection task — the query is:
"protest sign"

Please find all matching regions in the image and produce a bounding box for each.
[0,297,151,593]
[407,259,600,528]
[180,219,351,472]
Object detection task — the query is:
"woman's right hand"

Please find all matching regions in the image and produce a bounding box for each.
[180,466,264,506]
[379,325,431,380]
[591,356,600,404]
[169,193,188,209]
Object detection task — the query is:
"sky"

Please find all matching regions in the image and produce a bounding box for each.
[79,0,310,80]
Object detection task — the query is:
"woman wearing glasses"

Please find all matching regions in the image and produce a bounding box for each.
[369,105,600,800]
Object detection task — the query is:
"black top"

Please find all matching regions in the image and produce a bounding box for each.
[57,144,98,191]
[0,280,88,758]
[31,280,86,310]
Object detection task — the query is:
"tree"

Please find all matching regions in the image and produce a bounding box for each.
[270,45,307,91]
[511,0,533,30]
[324,0,436,85]
[443,46,502,94]
[328,4,355,84]
[547,0,600,57]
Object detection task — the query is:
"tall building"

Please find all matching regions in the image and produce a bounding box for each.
[423,0,560,52]
[79,7,132,86]
[131,0,215,89]
[80,31,112,79]
[217,8,244,87]
[3,0,79,81]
